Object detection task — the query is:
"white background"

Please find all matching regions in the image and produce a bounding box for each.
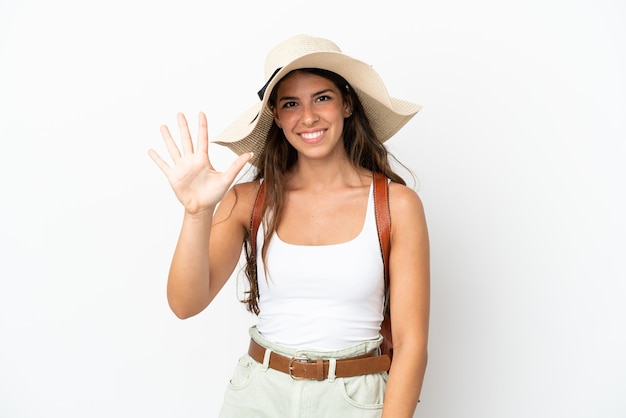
[1,0,625,417]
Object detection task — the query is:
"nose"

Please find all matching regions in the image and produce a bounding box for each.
[300,104,319,126]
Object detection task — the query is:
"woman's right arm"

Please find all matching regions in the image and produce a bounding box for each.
[148,112,253,319]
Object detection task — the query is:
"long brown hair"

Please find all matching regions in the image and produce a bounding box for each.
[241,68,408,314]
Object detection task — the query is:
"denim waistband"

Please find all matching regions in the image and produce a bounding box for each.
[248,325,383,360]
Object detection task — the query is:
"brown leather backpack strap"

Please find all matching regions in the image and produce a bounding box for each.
[372,172,391,292]
[250,180,265,257]
[373,172,393,361]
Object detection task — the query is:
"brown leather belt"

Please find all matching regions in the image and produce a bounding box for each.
[248,339,391,381]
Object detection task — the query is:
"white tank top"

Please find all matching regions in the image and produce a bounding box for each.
[255,182,385,350]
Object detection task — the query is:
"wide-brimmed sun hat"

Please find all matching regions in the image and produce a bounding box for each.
[213,34,422,167]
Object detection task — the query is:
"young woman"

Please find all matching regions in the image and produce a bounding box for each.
[149,34,430,417]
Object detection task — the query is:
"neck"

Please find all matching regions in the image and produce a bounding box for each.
[286,158,369,192]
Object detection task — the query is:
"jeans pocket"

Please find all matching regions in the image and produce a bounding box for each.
[227,354,257,391]
[339,372,388,409]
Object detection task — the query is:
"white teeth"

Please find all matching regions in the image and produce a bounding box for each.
[301,131,323,140]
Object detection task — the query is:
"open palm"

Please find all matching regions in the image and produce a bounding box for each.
[148,112,252,215]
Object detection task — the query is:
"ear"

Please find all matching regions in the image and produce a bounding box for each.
[343,97,353,118]
[272,107,282,128]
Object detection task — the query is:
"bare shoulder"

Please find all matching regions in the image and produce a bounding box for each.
[231,180,262,203]
[388,182,426,220]
[214,180,262,228]
[388,182,429,253]
[388,182,428,238]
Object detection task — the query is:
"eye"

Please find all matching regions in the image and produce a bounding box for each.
[316,95,332,102]
[281,101,297,108]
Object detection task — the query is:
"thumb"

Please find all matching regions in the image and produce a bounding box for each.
[224,152,254,180]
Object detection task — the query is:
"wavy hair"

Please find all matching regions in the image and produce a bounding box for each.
[241,68,409,314]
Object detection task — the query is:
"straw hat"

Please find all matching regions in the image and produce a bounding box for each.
[213,34,422,167]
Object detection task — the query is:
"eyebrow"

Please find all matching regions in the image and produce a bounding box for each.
[277,88,335,103]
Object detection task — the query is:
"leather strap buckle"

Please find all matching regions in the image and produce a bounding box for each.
[288,354,323,380]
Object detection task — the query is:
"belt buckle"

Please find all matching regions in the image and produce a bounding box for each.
[288,354,313,380]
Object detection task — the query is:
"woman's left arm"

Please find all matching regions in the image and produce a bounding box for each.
[382,183,430,418]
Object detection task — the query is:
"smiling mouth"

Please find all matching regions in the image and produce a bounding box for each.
[300,130,325,141]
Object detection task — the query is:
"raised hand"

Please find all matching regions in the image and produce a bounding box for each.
[148,112,252,215]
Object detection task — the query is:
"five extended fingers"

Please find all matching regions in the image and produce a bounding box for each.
[148,111,252,181]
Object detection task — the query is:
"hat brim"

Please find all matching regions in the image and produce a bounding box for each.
[213,51,422,167]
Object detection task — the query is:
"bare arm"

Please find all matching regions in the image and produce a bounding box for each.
[382,183,430,418]
[148,112,253,318]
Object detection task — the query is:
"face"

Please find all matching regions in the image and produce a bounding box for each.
[272,71,352,163]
